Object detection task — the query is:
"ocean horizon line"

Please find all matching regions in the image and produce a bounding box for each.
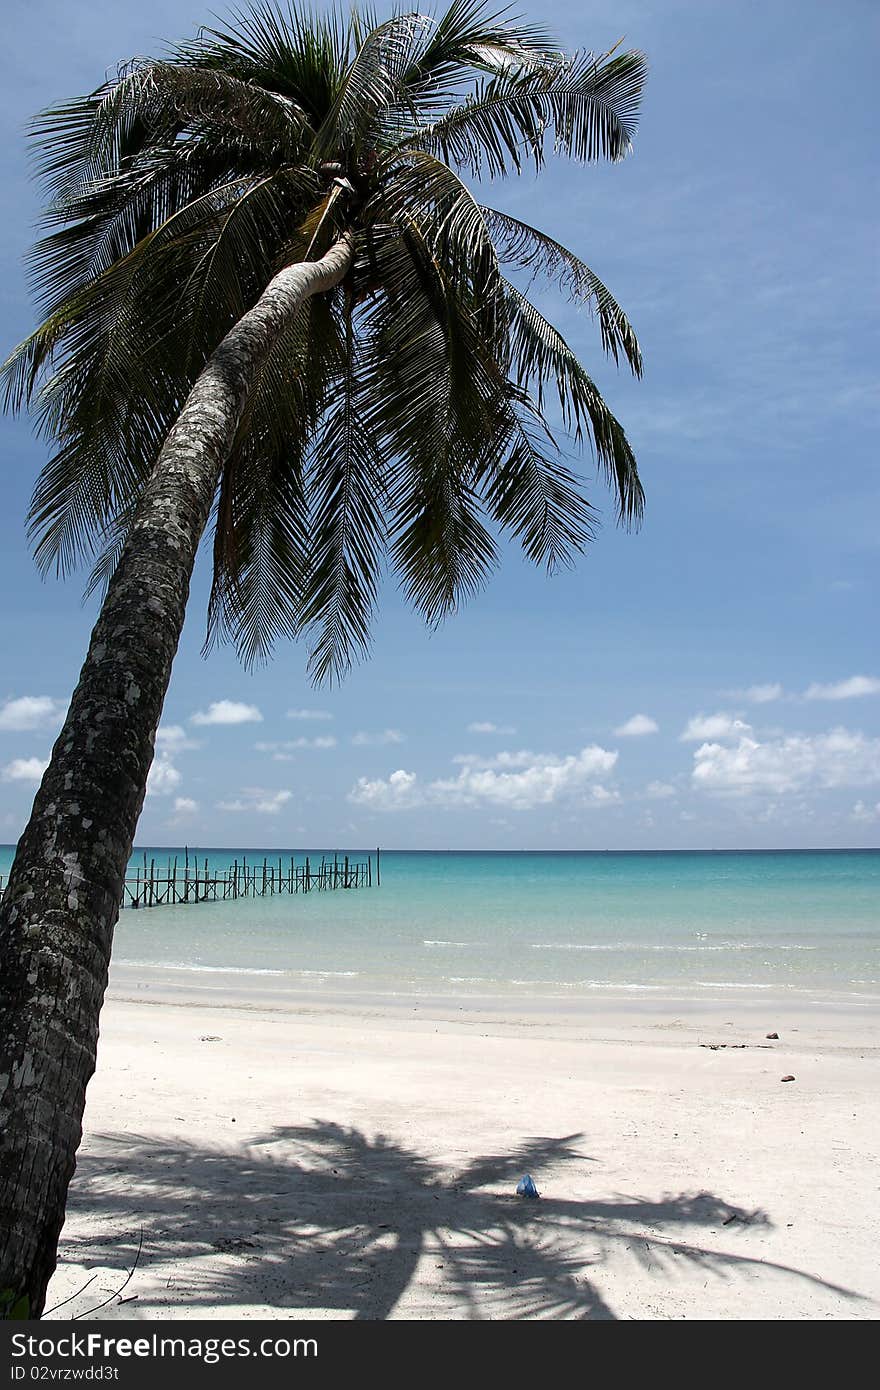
[4,843,878,857]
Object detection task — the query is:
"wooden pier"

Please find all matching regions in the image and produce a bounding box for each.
[0,847,381,911]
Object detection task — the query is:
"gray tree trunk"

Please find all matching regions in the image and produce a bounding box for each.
[0,231,354,1317]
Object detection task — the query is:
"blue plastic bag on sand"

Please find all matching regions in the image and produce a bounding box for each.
[516,1174,539,1198]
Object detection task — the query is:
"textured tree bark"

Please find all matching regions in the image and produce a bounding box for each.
[0,232,354,1316]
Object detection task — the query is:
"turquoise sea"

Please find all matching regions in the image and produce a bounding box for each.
[2,845,878,1001]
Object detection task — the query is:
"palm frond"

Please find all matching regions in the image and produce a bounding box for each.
[391,468,499,623]
[479,388,597,570]
[23,238,192,575]
[12,167,327,578]
[374,149,503,313]
[296,302,387,684]
[359,220,502,623]
[312,10,432,159]
[1,314,70,415]
[376,0,561,139]
[485,207,642,375]
[82,502,137,599]
[194,3,350,126]
[205,290,344,666]
[26,142,267,319]
[504,281,643,525]
[419,45,647,177]
[31,60,313,205]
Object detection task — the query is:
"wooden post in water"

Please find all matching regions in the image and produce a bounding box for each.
[376,847,381,887]
[107,842,377,912]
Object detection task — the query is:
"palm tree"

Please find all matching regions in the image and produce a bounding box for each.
[0,0,646,1316]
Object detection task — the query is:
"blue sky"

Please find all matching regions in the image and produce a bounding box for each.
[1,0,878,850]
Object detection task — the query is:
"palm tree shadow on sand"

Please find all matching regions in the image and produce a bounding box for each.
[51,1125,864,1320]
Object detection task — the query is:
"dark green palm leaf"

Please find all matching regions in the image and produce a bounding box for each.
[485,207,642,375]
[32,60,314,207]
[502,281,643,525]
[373,149,503,313]
[479,388,597,570]
[418,45,647,177]
[312,10,432,159]
[358,217,503,622]
[206,291,344,665]
[297,302,387,683]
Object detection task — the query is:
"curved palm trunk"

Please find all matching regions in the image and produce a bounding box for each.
[0,231,354,1317]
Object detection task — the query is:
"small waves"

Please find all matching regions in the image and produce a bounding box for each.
[291,969,360,979]
[120,960,360,980]
[528,941,819,953]
[423,939,483,948]
[122,960,287,977]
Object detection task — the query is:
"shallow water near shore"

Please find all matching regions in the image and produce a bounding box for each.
[5,846,875,1003]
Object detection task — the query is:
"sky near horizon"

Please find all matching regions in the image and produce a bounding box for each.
[0,0,878,851]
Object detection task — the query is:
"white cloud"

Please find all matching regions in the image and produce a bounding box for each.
[0,696,64,732]
[740,683,783,704]
[2,755,49,785]
[191,700,262,726]
[681,712,752,742]
[287,708,333,721]
[351,729,405,746]
[587,784,620,805]
[466,721,517,735]
[349,769,420,811]
[433,746,618,810]
[149,722,201,797]
[255,736,337,754]
[452,749,547,770]
[172,796,199,817]
[804,675,880,702]
[614,713,658,737]
[851,800,880,824]
[350,745,618,813]
[217,787,292,815]
[644,780,676,799]
[692,727,880,796]
[155,724,200,753]
[146,755,181,796]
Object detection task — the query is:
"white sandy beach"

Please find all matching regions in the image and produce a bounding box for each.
[44,966,880,1321]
